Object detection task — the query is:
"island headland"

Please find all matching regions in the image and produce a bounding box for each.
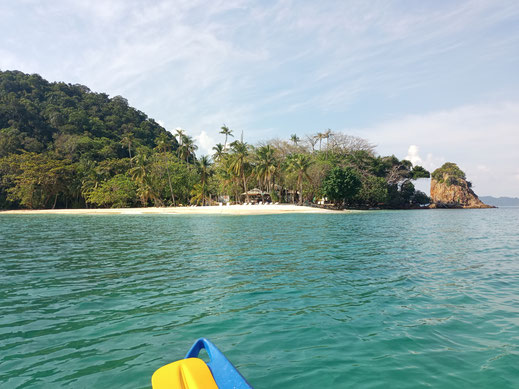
[0,71,495,212]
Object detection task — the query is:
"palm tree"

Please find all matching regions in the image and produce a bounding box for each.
[80,160,100,206]
[218,159,237,202]
[120,132,134,164]
[212,143,225,162]
[179,134,198,163]
[130,154,151,206]
[290,134,300,146]
[315,132,324,152]
[306,135,318,152]
[175,128,185,159]
[228,140,250,203]
[190,183,209,206]
[254,145,277,193]
[195,155,212,205]
[155,133,175,205]
[287,153,313,205]
[186,136,198,162]
[220,125,233,149]
[323,129,332,151]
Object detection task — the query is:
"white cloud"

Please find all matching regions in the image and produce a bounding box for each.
[423,153,446,172]
[404,145,422,166]
[403,147,445,194]
[195,131,216,156]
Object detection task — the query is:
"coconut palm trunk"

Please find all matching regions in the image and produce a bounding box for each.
[243,172,249,203]
[164,153,175,206]
[298,172,303,205]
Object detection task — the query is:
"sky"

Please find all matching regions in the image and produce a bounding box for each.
[1,0,518,196]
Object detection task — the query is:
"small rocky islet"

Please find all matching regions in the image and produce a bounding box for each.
[429,162,493,209]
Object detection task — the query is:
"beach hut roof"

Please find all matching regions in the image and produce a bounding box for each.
[242,188,268,195]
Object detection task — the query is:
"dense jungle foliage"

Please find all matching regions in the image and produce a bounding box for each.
[0,70,431,209]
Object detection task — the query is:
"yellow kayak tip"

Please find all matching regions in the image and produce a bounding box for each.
[152,357,218,389]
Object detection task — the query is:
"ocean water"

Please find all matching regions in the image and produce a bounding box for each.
[1,208,518,388]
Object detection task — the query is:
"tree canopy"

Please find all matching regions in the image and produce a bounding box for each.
[0,70,176,160]
[322,166,361,205]
[431,162,466,186]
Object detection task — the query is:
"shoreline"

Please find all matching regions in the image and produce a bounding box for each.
[0,204,348,216]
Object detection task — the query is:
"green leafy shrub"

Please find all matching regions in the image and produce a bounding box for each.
[321,166,361,205]
[431,163,466,186]
[85,174,137,208]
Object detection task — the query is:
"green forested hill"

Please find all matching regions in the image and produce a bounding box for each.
[0,70,181,209]
[0,70,174,159]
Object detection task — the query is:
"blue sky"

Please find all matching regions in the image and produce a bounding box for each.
[1,0,518,196]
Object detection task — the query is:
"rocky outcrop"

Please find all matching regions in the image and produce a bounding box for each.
[430,163,493,209]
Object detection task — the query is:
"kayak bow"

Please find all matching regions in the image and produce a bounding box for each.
[152,338,253,389]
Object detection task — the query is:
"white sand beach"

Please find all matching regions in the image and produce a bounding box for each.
[0,204,346,215]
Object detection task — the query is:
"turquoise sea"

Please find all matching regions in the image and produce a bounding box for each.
[1,209,518,388]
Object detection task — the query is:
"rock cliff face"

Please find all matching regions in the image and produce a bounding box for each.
[430,163,493,208]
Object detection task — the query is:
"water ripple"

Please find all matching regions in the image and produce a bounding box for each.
[1,209,518,388]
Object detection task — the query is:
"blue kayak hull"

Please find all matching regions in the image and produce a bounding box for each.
[185,338,253,389]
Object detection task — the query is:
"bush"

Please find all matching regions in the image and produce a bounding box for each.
[86,174,136,208]
[321,166,361,205]
[412,190,430,205]
[357,175,388,206]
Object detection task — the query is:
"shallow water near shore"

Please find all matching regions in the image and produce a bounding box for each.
[1,208,518,388]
